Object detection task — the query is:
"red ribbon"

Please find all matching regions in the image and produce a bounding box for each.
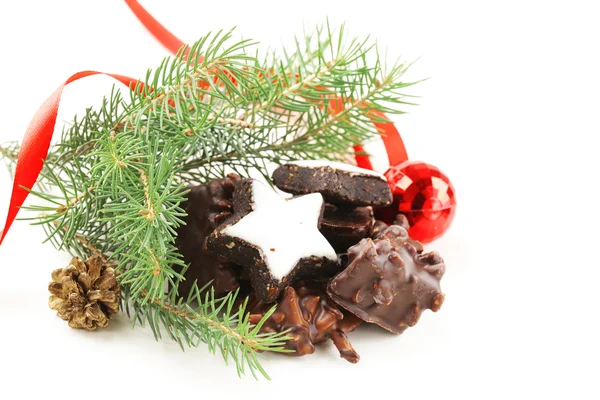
[0,72,141,245]
[0,0,408,245]
[124,0,191,59]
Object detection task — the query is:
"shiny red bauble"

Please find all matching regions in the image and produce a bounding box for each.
[375,160,456,243]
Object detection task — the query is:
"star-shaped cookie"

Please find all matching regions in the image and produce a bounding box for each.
[205,179,339,302]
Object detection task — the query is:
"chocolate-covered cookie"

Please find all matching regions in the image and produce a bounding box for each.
[175,174,242,298]
[205,179,338,302]
[328,225,445,334]
[370,216,424,254]
[272,161,392,207]
[248,284,362,363]
[320,204,374,253]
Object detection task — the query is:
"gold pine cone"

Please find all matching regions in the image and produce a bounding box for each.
[48,255,120,331]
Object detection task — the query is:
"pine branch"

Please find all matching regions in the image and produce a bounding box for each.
[6,23,421,378]
[50,219,107,260]
[55,184,97,214]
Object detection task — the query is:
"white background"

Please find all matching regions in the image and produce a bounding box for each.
[0,1,598,398]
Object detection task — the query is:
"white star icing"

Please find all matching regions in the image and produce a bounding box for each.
[289,160,386,179]
[223,180,337,280]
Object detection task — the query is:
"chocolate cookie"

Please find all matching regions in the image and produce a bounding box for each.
[205,179,339,302]
[320,204,375,253]
[328,225,445,334]
[272,161,392,207]
[175,174,243,298]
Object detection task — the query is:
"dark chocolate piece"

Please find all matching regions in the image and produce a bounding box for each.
[393,214,411,230]
[370,220,391,239]
[371,216,424,254]
[272,162,392,207]
[174,174,242,298]
[328,225,445,334]
[248,285,362,363]
[205,179,339,303]
[320,204,375,253]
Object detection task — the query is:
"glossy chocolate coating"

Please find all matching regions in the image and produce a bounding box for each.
[248,284,362,362]
[371,215,424,254]
[174,174,242,297]
[328,225,445,334]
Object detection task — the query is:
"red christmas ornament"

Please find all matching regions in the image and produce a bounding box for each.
[375,161,456,244]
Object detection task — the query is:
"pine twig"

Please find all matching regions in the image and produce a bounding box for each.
[51,219,112,263]
[0,142,19,174]
[140,289,262,350]
[255,60,336,112]
[138,170,156,221]
[55,184,97,214]
[0,144,14,159]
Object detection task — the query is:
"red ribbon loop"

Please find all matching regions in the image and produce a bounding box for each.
[0,71,140,245]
